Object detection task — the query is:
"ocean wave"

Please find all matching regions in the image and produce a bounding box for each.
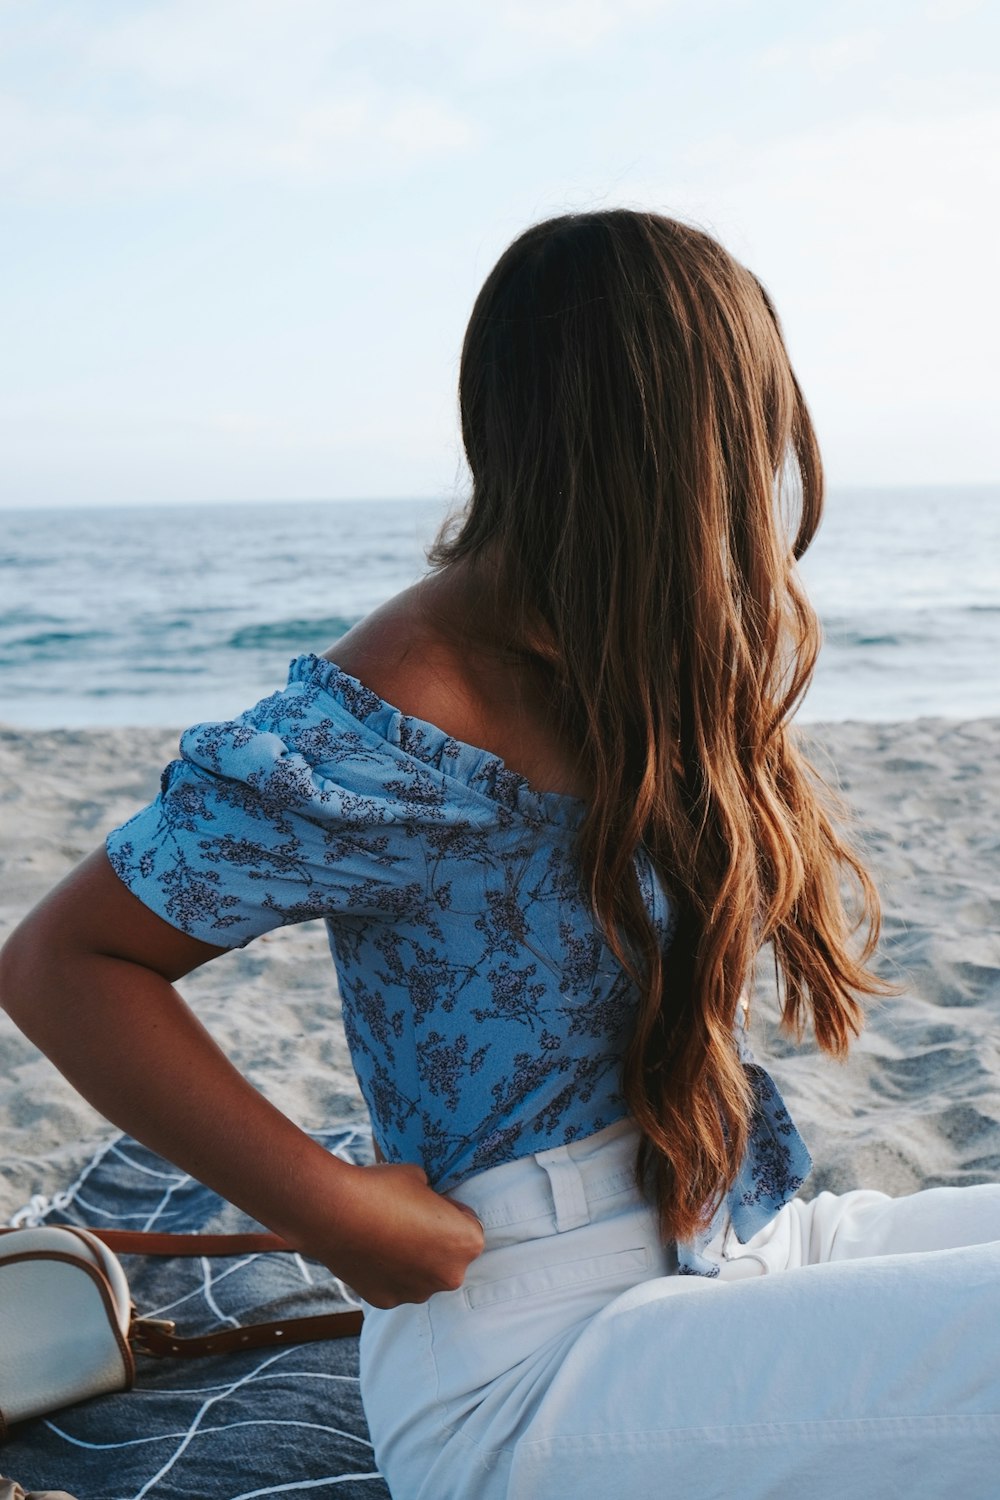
[4,628,114,654]
[820,621,916,648]
[830,631,904,649]
[0,610,66,630]
[227,617,357,651]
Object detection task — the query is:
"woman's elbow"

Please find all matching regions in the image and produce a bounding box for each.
[0,909,64,1028]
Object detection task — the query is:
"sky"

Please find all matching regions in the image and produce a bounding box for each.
[1,0,998,508]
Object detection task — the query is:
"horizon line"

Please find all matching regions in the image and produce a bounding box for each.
[2,480,999,515]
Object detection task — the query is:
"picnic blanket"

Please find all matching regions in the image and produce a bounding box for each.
[2,1127,390,1500]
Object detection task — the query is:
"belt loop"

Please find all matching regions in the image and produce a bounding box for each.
[536,1145,591,1232]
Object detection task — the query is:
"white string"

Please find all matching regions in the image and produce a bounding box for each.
[6,1134,121,1226]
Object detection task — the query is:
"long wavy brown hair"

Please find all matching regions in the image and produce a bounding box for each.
[431,209,896,1242]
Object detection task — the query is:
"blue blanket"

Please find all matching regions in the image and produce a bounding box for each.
[2,1128,390,1499]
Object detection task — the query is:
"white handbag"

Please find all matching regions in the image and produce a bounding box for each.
[0,1223,362,1440]
[0,1226,133,1437]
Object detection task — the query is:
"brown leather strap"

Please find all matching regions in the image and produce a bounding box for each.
[86,1228,291,1256]
[131,1307,363,1358]
[0,1225,365,1356]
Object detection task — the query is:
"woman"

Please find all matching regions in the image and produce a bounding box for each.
[2,211,999,1498]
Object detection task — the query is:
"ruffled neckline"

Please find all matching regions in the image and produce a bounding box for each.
[290,653,588,830]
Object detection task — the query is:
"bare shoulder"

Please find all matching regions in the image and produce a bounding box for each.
[322,580,475,732]
[322,571,590,800]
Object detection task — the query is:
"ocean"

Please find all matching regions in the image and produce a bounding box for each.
[1,487,997,730]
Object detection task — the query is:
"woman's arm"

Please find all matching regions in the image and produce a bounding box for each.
[0,849,483,1307]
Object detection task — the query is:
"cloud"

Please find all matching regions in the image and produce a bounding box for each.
[491,0,668,51]
[755,28,883,76]
[0,0,680,204]
[85,0,377,103]
[0,1,480,198]
[280,96,476,171]
[86,0,673,85]
[0,85,478,198]
[921,0,988,20]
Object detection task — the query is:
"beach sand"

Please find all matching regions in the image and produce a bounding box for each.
[1,717,998,1220]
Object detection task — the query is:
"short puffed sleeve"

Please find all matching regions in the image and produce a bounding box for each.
[105,678,442,947]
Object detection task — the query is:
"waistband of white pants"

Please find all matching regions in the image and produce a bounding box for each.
[447,1117,648,1246]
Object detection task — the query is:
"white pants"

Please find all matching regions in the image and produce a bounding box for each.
[359,1119,1000,1499]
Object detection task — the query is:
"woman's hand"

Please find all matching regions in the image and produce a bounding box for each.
[294,1161,485,1309]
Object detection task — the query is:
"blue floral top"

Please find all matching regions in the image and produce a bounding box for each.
[106,653,811,1274]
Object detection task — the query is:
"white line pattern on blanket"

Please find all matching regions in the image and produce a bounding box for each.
[3,1126,389,1499]
[45,1399,375,1452]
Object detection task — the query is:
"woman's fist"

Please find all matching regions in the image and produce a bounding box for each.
[297,1159,485,1308]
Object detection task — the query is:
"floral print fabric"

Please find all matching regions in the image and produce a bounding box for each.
[106,653,811,1272]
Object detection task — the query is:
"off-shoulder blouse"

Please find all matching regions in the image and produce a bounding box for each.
[106,653,811,1275]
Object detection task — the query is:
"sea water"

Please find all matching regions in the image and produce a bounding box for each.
[1,487,997,729]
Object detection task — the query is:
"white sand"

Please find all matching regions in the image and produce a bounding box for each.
[1,717,998,1220]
